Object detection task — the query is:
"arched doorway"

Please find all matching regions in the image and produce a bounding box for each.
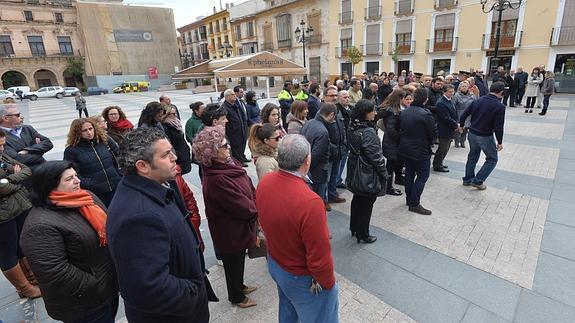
[1,71,28,89]
[33,69,57,88]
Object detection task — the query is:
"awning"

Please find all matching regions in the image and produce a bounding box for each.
[171,60,213,80]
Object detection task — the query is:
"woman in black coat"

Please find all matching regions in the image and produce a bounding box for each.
[20,160,119,322]
[63,118,121,206]
[162,106,192,174]
[347,99,388,244]
[380,89,412,196]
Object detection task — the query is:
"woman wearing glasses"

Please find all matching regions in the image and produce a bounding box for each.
[162,106,192,175]
[248,123,281,180]
[192,125,258,309]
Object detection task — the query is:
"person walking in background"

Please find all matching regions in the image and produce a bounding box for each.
[346,99,387,243]
[192,125,258,309]
[244,91,261,127]
[185,102,205,144]
[540,71,555,116]
[248,123,281,180]
[453,81,476,148]
[525,67,543,113]
[398,88,437,215]
[20,160,119,322]
[107,128,211,322]
[286,100,308,134]
[459,82,506,190]
[433,84,459,173]
[0,129,41,300]
[514,66,528,106]
[257,134,338,323]
[75,92,88,118]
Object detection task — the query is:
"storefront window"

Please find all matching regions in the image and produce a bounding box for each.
[554,53,575,93]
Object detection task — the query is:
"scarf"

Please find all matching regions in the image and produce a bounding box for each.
[165,118,183,133]
[109,119,134,131]
[49,190,108,246]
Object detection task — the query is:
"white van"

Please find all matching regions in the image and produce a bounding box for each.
[7,86,31,97]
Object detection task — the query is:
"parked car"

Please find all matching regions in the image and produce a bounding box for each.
[63,87,80,96]
[0,90,18,100]
[7,86,31,97]
[87,87,109,95]
[25,86,65,101]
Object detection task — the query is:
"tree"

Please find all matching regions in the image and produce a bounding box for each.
[344,46,363,76]
[64,57,85,85]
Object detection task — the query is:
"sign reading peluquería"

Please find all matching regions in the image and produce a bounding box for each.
[113,30,154,42]
[246,58,284,67]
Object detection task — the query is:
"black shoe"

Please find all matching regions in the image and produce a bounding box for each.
[460,144,466,148]
[386,188,403,196]
[525,109,528,113]
[395,176,405,186]
[509,105,515,107]
[408,205,432,215]
[529,109,533,113]
[433,168,450,173]
[454,143,460,148]
[351,231,356,237]
[357,235,377,243]
[539,112,546,116]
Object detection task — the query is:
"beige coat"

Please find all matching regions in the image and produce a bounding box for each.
[250,141,279,180]
[525,74,543,97]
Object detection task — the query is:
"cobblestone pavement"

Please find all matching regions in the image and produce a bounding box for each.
[2,91,575,322]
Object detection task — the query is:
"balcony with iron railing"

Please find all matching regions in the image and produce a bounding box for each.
[482,31,522,50]
[335,46,351,58]
[277,39,292,49]
[262,42,274,51]
[395,0,414,16]
[361,43,384,56]
[426,37,458,53]
[388,41,415,55]
[365,6,382,21]
[550,26,575,46]
[339,11,353,25]
[307,34,322,45]
[434,0,458,10]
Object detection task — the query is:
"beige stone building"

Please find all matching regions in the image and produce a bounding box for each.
[0,0,83,89]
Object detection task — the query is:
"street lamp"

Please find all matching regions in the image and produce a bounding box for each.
[294,19,314,83]
[220,42,233,58]
[480,0,523,76]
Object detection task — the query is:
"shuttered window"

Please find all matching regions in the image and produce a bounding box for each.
[276,14,292,48]
[492,3,520,21]
[366,24,380,44]
[396,19,412,33]
[435,13,455,29]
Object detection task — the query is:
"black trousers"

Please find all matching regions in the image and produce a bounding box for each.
[433,137,452,170]
[386,158,398,190]
[220,251,247,304]
[78,108,89,118]
[350,194,377,239]
[526,97,537,109]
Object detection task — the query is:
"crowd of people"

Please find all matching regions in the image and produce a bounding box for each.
[0,62,545,322]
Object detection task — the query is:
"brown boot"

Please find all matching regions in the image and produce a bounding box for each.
[19,257,39,285]
[2,264,42,299]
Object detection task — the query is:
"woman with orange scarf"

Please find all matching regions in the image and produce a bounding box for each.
[20,161,119,323]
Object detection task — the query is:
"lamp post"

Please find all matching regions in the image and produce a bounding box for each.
[480,0,522,77]
[220,42,233,58]
[294,19,314,83]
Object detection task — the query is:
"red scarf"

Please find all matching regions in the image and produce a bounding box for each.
[49,190,108,246]
[109,119,134,131]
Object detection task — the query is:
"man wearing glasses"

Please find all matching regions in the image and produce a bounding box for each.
[0,104,53,169]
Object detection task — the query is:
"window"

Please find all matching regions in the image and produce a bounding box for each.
[308,13,321,43]
[365,24,381,55]
[0,35,15,57]
[309,57,321,83]
[222,18,227,31]
[247,21,255,37]
[58,36,73,55]
[396,0,413,15]
[366,62,379,76]
[55,12,63,23]
[24,10,33,22]
[276,14,292,48]
[340,0,353,24]
[235,25,242,40]
[263,24,273,50]
[242,42,257,54]
[340,28,352,49]
[215,21,220,33]
[27,36,45,56]
[434,13,455,51]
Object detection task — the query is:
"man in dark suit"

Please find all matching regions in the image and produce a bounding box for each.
[503,70,516,107]
[107,127,211,323]
[398,88,437,216]
[221,89,248,166]
[514,66,528,106]
[433,84,459,172]
[0,104,53,169]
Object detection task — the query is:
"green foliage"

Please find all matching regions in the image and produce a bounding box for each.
[64,57,85,83]
[202,79,211,85]
[345,46,363,74]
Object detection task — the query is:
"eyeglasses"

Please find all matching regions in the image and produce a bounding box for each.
[5,113,20,117]
[326,94,338,97]
[268,135,282,142]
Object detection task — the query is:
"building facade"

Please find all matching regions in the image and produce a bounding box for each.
[0,0,83,90]
[327,0,575,91]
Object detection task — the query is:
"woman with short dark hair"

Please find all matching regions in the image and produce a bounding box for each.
[286,100,308,134]
[244,91,261,127]
[20,160,119,322]
[137,101,166,129]
[346,99,388,244]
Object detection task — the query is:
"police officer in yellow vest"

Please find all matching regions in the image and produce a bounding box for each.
[295,80,310,102]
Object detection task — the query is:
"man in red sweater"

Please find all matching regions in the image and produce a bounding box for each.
[256,134,338,322]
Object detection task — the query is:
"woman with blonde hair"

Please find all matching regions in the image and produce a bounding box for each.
[248,123,282,179]
[453,80,476,148]
[286,100,308,134]
[63,118,121,206]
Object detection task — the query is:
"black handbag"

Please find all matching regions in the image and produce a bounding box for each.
[346,129,386,197]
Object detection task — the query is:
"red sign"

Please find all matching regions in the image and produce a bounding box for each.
[148,66,158,79]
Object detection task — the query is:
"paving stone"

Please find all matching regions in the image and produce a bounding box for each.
[460,303,510,323]
[550,182,575,203]
[546,199,575,228]
[413,251,520,321]
[514,289,575,323]
[540,222,575,261]
[533,252,575,308]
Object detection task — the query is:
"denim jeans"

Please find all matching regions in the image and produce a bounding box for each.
[327,159,341,200]
[336,150,348,186]
[463,133,498,185]
[542,95,551,113]
[268,256,339,323]
[68,297,119,323]
[404,158,430,207]
[309,170,328,202]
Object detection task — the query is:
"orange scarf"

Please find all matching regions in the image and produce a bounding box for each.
[49,190,108,246]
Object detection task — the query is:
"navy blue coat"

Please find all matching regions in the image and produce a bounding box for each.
[106,175,209,323]
[222,100,247,153]
[398,105,438,161]
[301,114,333,183]
[435,96,459,139]
[307,94,321,120]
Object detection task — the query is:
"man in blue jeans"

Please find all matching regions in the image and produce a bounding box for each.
[459,82,506,190]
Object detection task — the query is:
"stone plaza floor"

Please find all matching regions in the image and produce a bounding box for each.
[1,90,574,322]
